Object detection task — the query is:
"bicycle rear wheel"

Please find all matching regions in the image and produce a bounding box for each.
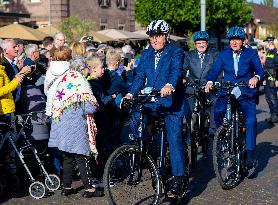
[190,113,199,168]
[213,126,241,189]
[103,145,161,205]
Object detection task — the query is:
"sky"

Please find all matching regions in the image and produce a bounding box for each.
[248,0,278,7]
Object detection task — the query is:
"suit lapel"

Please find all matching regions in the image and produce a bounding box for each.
[1,57,15,81]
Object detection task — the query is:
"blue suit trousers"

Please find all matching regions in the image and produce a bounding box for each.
[214,97,257,151]
[121,111,186,176]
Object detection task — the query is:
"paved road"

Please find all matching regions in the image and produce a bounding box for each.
[1,93,277,205]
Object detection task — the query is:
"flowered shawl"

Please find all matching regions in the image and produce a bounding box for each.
[51,70,99,156]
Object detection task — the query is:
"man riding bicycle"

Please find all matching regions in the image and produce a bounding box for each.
[184,31,219,158]
[205,26,264,173]
[122,20,188,196]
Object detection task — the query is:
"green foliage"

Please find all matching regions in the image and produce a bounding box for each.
[186,31,195,50]
[207,0,253,33]
[262,0,273,6]
[135,0,253,34]
[58,16,96,44]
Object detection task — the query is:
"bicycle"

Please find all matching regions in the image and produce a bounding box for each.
[187,80,213,168]
[103,88,188,205]
[212,82,250,189]
[0,111,60,199]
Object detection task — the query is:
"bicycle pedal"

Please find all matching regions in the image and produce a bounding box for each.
[166,191,178,199]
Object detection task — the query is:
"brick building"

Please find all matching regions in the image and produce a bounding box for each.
[0,0,135,31]
[248,3,278,39]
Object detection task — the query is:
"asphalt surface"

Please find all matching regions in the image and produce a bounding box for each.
[0,92,277,205]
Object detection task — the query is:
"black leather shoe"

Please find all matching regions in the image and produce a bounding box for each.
[82,190,104,198]
[61,188,75,196]
[245,150,257,178]
[245,150,255,170]
[168,176,186,196]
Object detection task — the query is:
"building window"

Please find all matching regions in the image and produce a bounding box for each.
[98,0,111,8]
[117,0,127,9]
[0,0,10,4]
[100,24,107,30]
[118,25,125,30]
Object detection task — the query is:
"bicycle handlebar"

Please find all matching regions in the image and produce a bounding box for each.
[15,110,45,118]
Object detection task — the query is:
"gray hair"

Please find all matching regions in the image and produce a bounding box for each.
[70,56,88,72]
[25,44,38,58]
[54,32,65,40]
[0,39,15,50]
[106,48,121,66]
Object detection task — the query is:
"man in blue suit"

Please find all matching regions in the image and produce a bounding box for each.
[122,20,188,196]
[205,26,264,173]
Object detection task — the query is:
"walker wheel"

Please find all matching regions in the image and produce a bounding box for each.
[29,181,45,199]
[45,174,60,191]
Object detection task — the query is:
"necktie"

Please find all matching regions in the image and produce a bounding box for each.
[155,52,162,70]
[200,53,205,68]
[11,61,19,75]
[233,53,239,76]
[232,53,241,99]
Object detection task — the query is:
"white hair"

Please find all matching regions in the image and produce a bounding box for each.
[0,39,15,50]
[54,32,65,40]
[25,44,38,58]
[122,45,132,54]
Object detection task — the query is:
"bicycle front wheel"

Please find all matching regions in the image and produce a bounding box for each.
[103,145,161,205]
[190,113,199,168]
[213,126,241,189]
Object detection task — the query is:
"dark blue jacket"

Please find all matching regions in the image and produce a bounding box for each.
[207,47,264,99]
[101,69,128,96]
[88,78,113,107]
[129,43,187,117]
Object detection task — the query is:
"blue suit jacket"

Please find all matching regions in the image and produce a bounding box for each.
[129,43,187,117]
[207,47,264,99]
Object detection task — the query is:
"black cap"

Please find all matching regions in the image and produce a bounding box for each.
[265,36,275,42]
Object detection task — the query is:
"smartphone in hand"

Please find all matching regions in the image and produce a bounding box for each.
[123,57,129,67]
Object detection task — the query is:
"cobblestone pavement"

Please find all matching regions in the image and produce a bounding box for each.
[1,93,277,205]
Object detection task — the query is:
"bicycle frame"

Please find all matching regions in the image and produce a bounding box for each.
[221,83,246,178]
[123,92,168,195]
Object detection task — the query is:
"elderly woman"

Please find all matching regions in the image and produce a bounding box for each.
[46,46,100,198]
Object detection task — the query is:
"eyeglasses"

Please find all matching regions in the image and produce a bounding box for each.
[230,39,242,43]
[150,35,165,40]
[195,42,207,46]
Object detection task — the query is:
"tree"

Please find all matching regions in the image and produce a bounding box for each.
[58,16,96,44]
[262,0,273,6]
[135,0,253,35]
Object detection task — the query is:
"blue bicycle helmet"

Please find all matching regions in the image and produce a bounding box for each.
[146,20,170,36]
[226,26,246,40]
[193,31,209,42]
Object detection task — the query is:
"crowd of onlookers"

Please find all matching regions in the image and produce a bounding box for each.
[0,32,141,198]
[0,30,277,199]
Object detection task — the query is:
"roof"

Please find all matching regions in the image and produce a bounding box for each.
[251,3,278,24]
